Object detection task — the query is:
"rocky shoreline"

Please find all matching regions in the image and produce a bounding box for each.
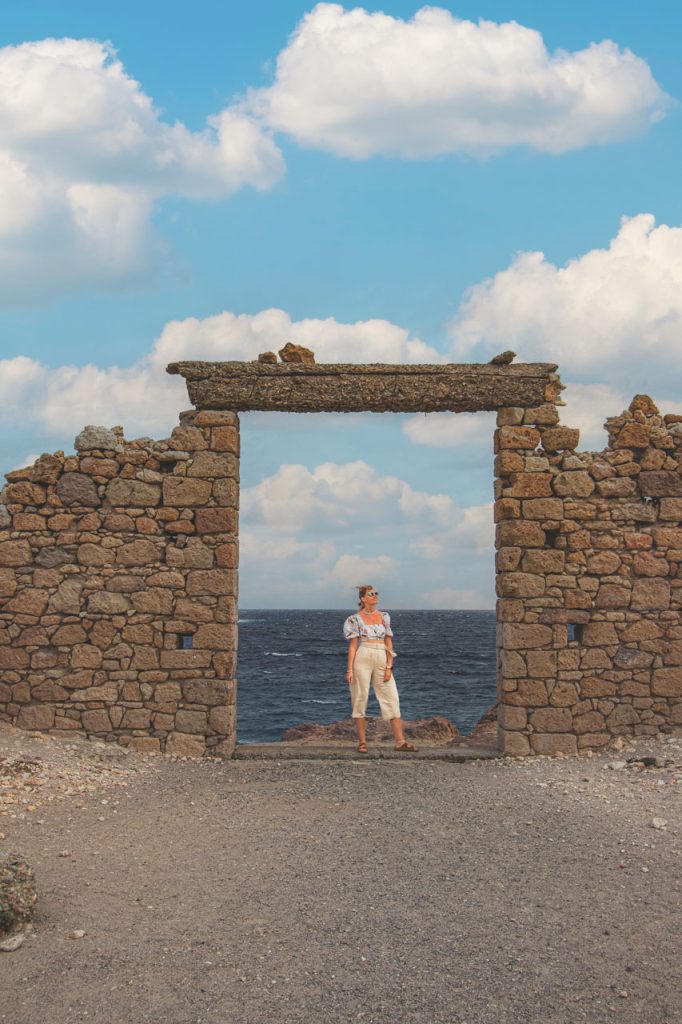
[281,703,498,747]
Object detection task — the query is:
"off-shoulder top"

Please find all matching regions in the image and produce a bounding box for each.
[343,611,393,641]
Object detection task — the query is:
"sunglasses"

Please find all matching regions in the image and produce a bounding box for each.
[365,590,378,597]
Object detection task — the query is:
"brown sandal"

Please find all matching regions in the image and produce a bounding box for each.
[357,742,369,753]
[395,741,418,752]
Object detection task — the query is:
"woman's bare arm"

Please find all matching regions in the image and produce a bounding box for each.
[384,636,394,678]
[346,637,358,682]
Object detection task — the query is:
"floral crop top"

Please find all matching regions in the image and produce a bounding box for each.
[343,612,393,641]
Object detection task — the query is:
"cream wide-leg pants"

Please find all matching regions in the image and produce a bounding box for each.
[350,644,401,720]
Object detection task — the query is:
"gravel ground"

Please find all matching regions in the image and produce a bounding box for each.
[1,726,680,1024]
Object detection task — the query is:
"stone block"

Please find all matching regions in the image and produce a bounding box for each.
[193,624,236,650]
[195,508,238,534]
[573,711,607,733]
[131,590,174,614]
[121,708,152,729]
[633,553,669,577]
[496,547,521,572]
[652,668,682,697]
[165,732,206,757]
[631,579,670,610]
[146,570,185,589]
[36,546,76,568]
[16,705,55,730]
[501,730,530,755]
[0,648,29,670]
[581,622,619,646]
[208,705,235,734]
[52,624,87,645]
[652,527,682,549]
[187,452,238,479]
[521,498,564,520]
[553,472,595,498]
[494,452,524,475]
[521,550,565,573]
[529,707,573,732]
[160,650,212,670]
[586,552,621,574]
[508,473,552,498]
[581,677,617,697]
[194,411,238,427]
[494,498,520,522]
[126,738,161,753]
[210,426,240,453]
[594,584,631,609]
[162,478,212,507]
[104,479,161,507]
[497,572,545,598]
[498,705,527,730]
[496,408,525,426]
[530,733,577,755]
[77,543,113,567]
[541,427,580,452]
[526,650,558,678]
[87,591,132,614]
[46,581,82,610]
[71,645,103,669]
[5,482,46,505]
[639,471,682,497]
[606,704,639,729]
[0,569,17,599]
[169,426,208,451]
[6,589,49,616]
[659,498,682,521]
[501,624,553,649]
[81,709,112,733]
[186,569,236,596]
[496,521,545,548]
[548,681,579,706]
[116,539,159,566]
[166,540,214,569]
[596,478,637,498]
[496,426,540,450]
[501,650,526,678]
[0,541,31,567]
[182,679,232,705]
[174,710,208,734]
[56,472,100,507]
[106,575,145,593]
[505,680,549,705]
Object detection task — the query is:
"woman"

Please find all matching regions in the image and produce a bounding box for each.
[343,585,417,754]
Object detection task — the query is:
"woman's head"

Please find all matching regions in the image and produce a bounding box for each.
[357,584,378,609]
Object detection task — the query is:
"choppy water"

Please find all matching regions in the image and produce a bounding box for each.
[236,609,497,743]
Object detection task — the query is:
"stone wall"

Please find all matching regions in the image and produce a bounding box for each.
[495,396,682,756]
[1,378,680,759]
[0,413,239,757]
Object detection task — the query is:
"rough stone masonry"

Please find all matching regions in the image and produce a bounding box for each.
[0,358,680,757]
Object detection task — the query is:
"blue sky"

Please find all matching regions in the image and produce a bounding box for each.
[1,2,681,607]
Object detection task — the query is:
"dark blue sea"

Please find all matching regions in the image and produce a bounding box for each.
[236,609,497,744]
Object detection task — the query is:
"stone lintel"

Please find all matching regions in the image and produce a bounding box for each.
[167,360,562,414]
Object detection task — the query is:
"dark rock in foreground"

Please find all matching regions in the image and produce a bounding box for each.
[0,852,36,937]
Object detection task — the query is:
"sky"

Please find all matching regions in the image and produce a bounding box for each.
[1,1,681,608]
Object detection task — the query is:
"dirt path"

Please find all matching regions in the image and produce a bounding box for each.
[1,727,680,1024]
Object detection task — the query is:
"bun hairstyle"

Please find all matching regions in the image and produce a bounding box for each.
[356,584,374,609]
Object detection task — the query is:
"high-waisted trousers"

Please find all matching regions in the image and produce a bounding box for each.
[350,644,401,720]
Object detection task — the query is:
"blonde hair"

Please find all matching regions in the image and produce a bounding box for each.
[356,584,374,609]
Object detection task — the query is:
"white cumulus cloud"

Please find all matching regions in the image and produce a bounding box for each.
[0,38,284,302]
[449,214,682,393]
[250,3,669,158]
[0,309,437,443]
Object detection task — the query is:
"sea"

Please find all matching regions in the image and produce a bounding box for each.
[236,609,497,744]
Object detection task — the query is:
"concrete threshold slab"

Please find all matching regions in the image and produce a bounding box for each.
[234,742,502,762]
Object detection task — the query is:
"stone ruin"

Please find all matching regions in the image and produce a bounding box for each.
[0,357,680,757]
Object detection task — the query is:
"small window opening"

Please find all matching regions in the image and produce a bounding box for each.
[177,633,193,650]
[158,460,175,474]
[568,624,584,644]
[545,528,560,547]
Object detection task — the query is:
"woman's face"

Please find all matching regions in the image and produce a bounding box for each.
[362,587,378,610]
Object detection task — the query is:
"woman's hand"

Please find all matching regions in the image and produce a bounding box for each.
[384,665,392,681]
[346,669,353,685]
